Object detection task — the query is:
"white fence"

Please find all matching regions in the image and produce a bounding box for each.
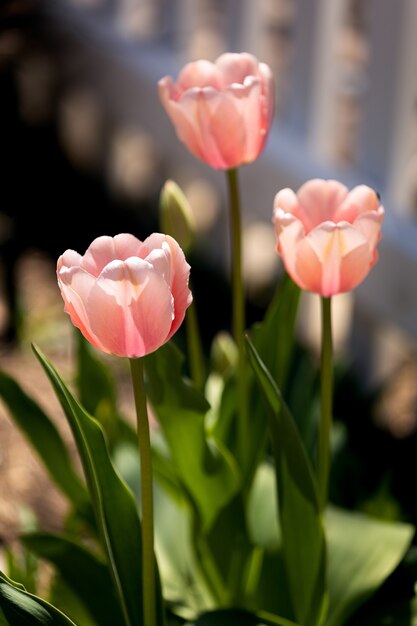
[37,0,417,377]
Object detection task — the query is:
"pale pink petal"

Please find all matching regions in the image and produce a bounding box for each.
[145,245,172,286]
[296,179,349,231]
[293,238,324,293]
[163,236,192,338]
[58,249,83,271]
[353,206,384,251]
[161,96,206,162]
[197,88,247,168]
[215,52,259,86]
[143,233,192,338]
[177,60,222,91]
[57,266,105,350]
[273,209,305,284]
[81,234,144,277]
[304,222,368,296]
[273,189,301,219]
[258,62,275,131]
[158,75,181,104]
[177,87,236,168]
[87,258,174,358]
[338,243,374,293]
[113,233,143,260]
[228,77,263,162]
[335,185,381,223]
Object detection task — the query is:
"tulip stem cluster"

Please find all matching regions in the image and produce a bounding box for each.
[226,167,249,464]
[318,296,333,512]
[130,357,157,626]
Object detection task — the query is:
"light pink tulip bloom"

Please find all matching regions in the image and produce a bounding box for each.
[57,233,192,358]
[273,179,385,296]
[158,52,275,170]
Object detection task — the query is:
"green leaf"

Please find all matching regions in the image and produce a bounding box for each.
[49,575,97,626]
[325,505,414,626]
[32,344,146,626]
[0,570,76,625]
[247,462,280,551]
[219,272,300,488]
[22,532,124,626]
[75,334,136,450]
[76,333,118,417]
[246,337,326,626]
[0,370,91,518]
[251,272,300,391]
[145,342,240,532]
[193,608,299,626]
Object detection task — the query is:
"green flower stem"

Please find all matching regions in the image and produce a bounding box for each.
[318,296,333,512]
[186,294,205,392]
[226,168,248,464]
[129,357,156,626]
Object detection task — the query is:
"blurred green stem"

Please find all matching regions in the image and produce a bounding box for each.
[130,358,156,626]
[318,296,333,512]
[186,294,205,392]
[226,168,248,465]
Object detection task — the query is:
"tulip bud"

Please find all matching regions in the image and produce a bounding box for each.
[159,180,196,254]
[210,331,238,377]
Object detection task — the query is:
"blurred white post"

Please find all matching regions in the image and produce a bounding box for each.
[281,0,319,134]
[381,0,417,213]
[308,0,349,161]
[358,0,417,204]
[176,0,229,62]
[237,0,264,56]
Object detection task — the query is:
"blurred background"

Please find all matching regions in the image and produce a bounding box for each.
[1,0,417,544]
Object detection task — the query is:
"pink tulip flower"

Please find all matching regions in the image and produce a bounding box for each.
[158,52,275,170]
[273,179,385,296]
[57,233,192,358]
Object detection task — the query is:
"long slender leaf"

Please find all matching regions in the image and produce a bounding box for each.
[0,571,76,626]
[251,272,301,391]
[22,532,124,626]
[32,344,146,626]
[246,336,327,626]
[193,607,299,626]
[145,342,240,532]
[75,334,136,450]
[0,370,90,517]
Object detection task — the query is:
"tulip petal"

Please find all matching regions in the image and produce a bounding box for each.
[177,60,222,91]
[258,61,275,130]
[303,222,369,296]
[354,207,385,253]
[58,249,83,270]
[215,52,259,86]
[161,96,207,163]
[227,77,263,163]
[273,189,301,219]
[81,234,142,277]
[176,87,236,169]
[296,179,349,231]
[58,266,105,349]
[335,185,381,223]
[143,233,192,338]
[87,258,174,358]
[273,209,306,285]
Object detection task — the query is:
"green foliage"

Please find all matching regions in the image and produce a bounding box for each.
[0,370,91,520]
[0,570,76,625]
[32,345,148,626]
[0,271,415,626]
[246,336,326,626]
